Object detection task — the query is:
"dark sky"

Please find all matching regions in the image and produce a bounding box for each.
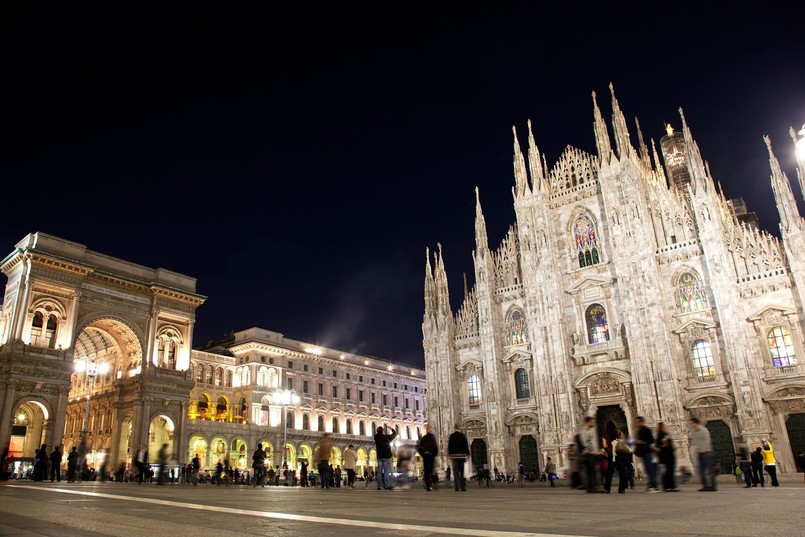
[2,2,803,368]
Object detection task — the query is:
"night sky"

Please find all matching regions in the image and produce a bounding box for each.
[2,3,803,368]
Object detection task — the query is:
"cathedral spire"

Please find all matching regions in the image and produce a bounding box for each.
[475,187,489,253]
[651,138,668,186]
[434,243,452,317]
[635,117,651,169]
[424,246,435,315]
[790,125,805,201]
[766,135,802,233]
[512,125,530,197]
[679,108,709,193]
[609,83,632,160]
[463,272,469,300]
[592,90,613,165]
[527,119,547,194]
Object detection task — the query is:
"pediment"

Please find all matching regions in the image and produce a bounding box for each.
[501,349,532,365]
[298,404,313,411]
[672,317,716,335]
[566,276,614,296]
[315,406,328,413]
[747,304,797,323]
[456,358,483,373]
[686,394,734,408]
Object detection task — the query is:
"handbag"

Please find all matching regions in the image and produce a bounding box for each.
[615,439,631,455]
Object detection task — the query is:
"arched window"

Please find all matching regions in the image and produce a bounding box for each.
[238,398,247,421]
[215,368,222,386]
[468,374,481,405]
[303,413,310,430]
[240,367,250,386]
[585,303,610,344]
[371,422,376,435]
[768,326,797,367]
[346,419,352,435]
[691,340,716,380]
[30,311,59,348]
[678,272,706,313]
[225,370,233,388]
[318,416,325,432]
[216,396,228,419]
[206,366,214,385]
[332,417,339,433]
[267,368,278,388]
[286,410,295,429]
[256,366,268,387]
[508,310,527,345]
[195,364,204,383]
[514,368,530,399]
[573,213,601,268]
[405,426,411,440]
[198,394,210,416]
[359,421,365,436]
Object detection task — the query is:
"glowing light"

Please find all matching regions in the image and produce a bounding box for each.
[796,125,805,161]
[306,347,322,356]
[387,365,393,371]
[17,414,25,422]
[665,123,674,136]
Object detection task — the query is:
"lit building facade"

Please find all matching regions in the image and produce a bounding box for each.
[0,233,426,475]
[423,86,805,477]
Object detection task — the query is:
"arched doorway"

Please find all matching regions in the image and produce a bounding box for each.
[188,435,208,467]
[231,438,248,469]
[209,436,228,466]
[356,448,368,477]
[518,435,539,474]
[470,439,488,471]
[596,405,628,438]
[148,415,174,464]
[8,401,49,459]
[786,413,805,471]
[705,420,735,474]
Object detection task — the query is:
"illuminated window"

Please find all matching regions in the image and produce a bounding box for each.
[678,272,706,313]
[332,417,339,433]
[585,303,610,344]
[509,310,527,345]
[768,326,797,367]
[573,214,601,268]
[303,413,310,430]
[468,374,481,405]
[514,368,530,398]
[691,340,716,379]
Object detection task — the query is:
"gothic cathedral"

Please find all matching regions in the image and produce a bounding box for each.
[423,85,805,476]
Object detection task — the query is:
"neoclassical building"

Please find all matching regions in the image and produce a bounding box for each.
[423,86,805,476]
[0,233,426,476]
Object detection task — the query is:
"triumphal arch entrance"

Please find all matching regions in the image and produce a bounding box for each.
[0,233,204,471]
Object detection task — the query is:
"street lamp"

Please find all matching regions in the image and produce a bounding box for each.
[74,357,110,479]
[270,389,300,469]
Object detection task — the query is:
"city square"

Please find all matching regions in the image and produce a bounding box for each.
[2,3,804,536]
[1,477,803,537]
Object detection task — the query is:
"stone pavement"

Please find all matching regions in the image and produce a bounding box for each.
[0,476,802,537]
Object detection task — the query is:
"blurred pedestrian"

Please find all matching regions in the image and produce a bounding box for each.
[447,423,470,492]
[688,417,716,491]
[416,425,438,491]
[656,422,678,492]
[344,445,357,488]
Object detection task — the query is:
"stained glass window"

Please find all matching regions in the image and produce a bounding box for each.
[468,374,482,405]
[768,326,797,367]
[691,340,716,379]
[514,368,530,399]
[678,272,706,313]
[509,310,527,345]
[573,214,601,268]
[585,303,609,344]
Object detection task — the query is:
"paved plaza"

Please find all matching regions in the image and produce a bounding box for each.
[0,477,802,537]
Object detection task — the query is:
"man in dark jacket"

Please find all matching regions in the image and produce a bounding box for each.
[374,425,397,490]
[447,424,470,492]
[66,446,78,482]
[252,443,266,487]
[416,425,439,491]
[49,446,62,482]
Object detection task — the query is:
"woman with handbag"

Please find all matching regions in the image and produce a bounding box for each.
[656,422,678,491]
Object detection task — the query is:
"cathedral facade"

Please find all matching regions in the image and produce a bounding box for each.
[423,86,805,476]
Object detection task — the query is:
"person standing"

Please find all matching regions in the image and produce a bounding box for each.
[750,447,764,486]
[157,443,169,485]
[656,422,678,492]
[544,457,557,488]
[135,445,148,484]
[315,433,334,489]
[688,417,716,491]
[374,424,397,490]
[300,460,309,487]
[66,446,78,483]
[343,445,357,488]
[33,444,48,482]
[49,446,62,482]
[760,439,780,487]
[252,443,266,487]
[447,423,470,492]
[601,420,619,493]
[416,425,438,491]
[634,416,660,493]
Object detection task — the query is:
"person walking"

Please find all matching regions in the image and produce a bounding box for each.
[447,423,470,492]
[601,420,619,493]
[634,416,660,493]
[688,417,716,491]
[252,443,266,487]
[343,445,357,488]
[656,422,678,492]
[416,425,439,491]
[760,439,780,487]
[157,443,169,485]
[579,416,606,493]
[49,446,62,482]
[374,424,397,490]
[544,457,557,488]
[315,433,334,489]
[135,445,148,484]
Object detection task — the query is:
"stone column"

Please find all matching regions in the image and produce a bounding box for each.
[0,380,18,453]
